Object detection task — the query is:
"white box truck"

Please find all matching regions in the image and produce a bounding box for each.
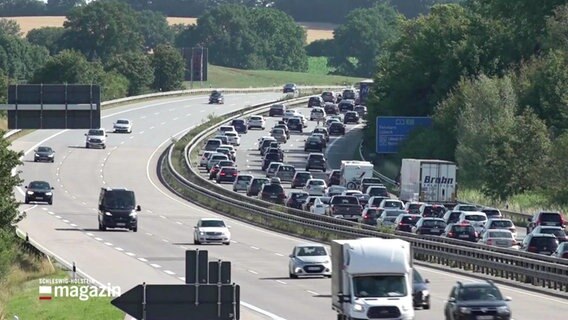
[331,238,414,320]
[399,158,457,203]
[339,160,375,190]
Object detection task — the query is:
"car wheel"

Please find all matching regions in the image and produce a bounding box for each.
[103,145,106,149]
[224,242,230,246]
[100,222,107,231]
[291,185,295,189]
[33,159,37,162]
[216,179,220,183]
[424,303,430,310]
[132,226,138,232]
[289,272,298,279]
[85,143,89,149]
[194,238,200,245]
[48,199,53,205]
[25,198,29,204]
[51,159,55,163]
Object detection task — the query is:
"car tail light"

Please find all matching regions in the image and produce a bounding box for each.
[474,231,479,238]
[528,246,538,252]
[279,193,286,199]
[486,239,493,245]
[448,232,454,237]
[220,172,226,176]
[562,252,568,259]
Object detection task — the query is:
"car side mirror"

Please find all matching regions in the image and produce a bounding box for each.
[505,296,512,301]
[99,205,103,211]
[338,293,351,303]
[51,187,54,190]
[105,134,108,137]
[84,133,87,136]
[527,217,532,222]
[425,279,430,283]
[24,186,28,189]
[448,297,456,303]
[136,205,141,212]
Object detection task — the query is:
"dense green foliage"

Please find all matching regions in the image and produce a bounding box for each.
[364,0,568,203]
[176,4,308,71]
[151,44,184,92]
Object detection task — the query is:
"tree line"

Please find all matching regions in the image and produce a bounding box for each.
[359,0,568,204]
[0,0,462,22]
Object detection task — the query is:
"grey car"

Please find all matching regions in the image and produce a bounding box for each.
[34,146,55,162]
[289,243,332,278]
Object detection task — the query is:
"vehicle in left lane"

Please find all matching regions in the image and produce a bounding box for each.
[113,119,133,133]
[288,243,332,279]
[24,180,54,205]
[33,146,55,162]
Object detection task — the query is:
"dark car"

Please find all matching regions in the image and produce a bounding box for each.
[328,122,345,136]
[304,136,324,152]
[420,204,447,218]
[306,153,326,171]
[33,146,55,162]
[286,117,303,132]
[291,171,313,189]
[338,99,355,113]
[265,148,284,162]
[283,83,297,94]
[444,280,512,320]
[342,88,357,100]
[413,269,430,309]
[359,207,381,225]
[343,111,360,124]
[308,96,324,108]
[443,223,478,242]
[24,180,54,205]
[208,160,235,180]
[520,233,559,255]
[97,187,141,232]
[443,210,463,225]
[209,90,224,104]
[326,170,341,186]
[413,218,446,235]
[324,102,339,115]
[321,91,336,103]
[286,191,309,209]
[530,226,568,243]
[259,183,287,204]
[269,104,286,117]
[216,167,238,183]
[352,194,370,207]
[354,105,368,119]
[262,153,281,171]
[394,214,421,232]
[553,242,568,259]
[527,211,566,233]
[247,178,269,197]
[481,207,502,219]
[229,119,248,134]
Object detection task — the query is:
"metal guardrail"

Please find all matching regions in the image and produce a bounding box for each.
[160,92,568,295]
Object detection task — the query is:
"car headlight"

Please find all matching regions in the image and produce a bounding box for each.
[129,211,137,218]
[26,191,34,195]
[459,307,471,314]
[48,154,54,157]
[34,153,39,157]
[422,290,429,296]
[322,260,330,264]
[104,212,112,216]
[497,306,510,314]
[45,192,52,196]
[352,303,365,312]
[199,231,205,236]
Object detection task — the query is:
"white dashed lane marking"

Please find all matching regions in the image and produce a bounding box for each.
[164,270,176,275]
[248,270,258,275]
[150,264,161,268]
[138,258,148,262]
[276,280,287,285]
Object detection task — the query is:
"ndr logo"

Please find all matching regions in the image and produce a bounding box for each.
[423,176,454,184]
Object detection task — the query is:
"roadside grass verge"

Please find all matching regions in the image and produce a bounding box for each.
[185,64,363,89]
[307,56,335,75]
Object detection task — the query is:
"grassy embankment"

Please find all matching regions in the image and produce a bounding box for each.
[0,239,122,320]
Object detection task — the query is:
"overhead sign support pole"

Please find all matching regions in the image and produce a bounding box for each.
[40,83,43,129]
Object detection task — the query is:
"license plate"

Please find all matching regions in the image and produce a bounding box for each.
[431,228,439,232]
[308,267,320,271]
[476,316,494,320]
[36,197,43,200]
[270,195,277,199]
[541,251,551,255]
[544,222,556,226]
[116,223,126,226]
[459,234,469,238]
[496,241,508,246]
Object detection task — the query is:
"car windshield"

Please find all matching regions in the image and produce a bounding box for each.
[278,166,295,172]
[116,120,129,124]
[309,154,324,160]
[423,220,446,227]
[538,228,566,237]
[250,116,261,121]
[541,213,562,222]
[307,137,320,142]
[353,275,407,298]
[252,179,268,186]
[488,231,512,238]
[491,220,513,228]
[384,201,401,208]
[103,190,135,210]
[296,246,327,256]
[413,269,424,283]
[271,105,284,110]
[218,161,233,167]
[237,176,252,182]
[459,205,478,211]
[465,214,486,221]
[200,220,226,227]
[310,180,325,186]
[457,286,503,301]
[263,184,284,193]
[291,193,309,200]
[29,181,50,190]
[88,129,104,135]
[386,211,403,217]
[37,147,51,152]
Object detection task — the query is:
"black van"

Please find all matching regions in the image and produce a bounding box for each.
[98,187,141,232]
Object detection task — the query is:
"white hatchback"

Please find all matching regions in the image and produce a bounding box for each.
[303,179,327,196]
[233,174,253,192]
[224,132,240,146]
[247,115,265,130]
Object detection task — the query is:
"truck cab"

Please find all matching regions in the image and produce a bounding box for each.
[332,238,414,320]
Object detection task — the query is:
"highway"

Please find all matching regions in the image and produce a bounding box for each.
[11,96,563,320]
[197,106,563,320]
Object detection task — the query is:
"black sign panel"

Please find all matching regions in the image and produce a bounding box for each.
[2,84,100,129]
[209,261,231,284]
[186,249,209,284]
[181,47,208,81]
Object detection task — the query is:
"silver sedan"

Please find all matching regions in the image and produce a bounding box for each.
[289,243,332,278]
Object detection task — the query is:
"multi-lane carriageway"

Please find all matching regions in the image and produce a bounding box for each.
[12,93,566,320]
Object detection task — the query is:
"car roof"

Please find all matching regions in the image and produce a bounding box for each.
[295,243,326,248]
[199,218,224,222]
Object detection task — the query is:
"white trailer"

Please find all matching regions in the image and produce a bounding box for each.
[339,160,374,190]
[399,158,457,203]
[331,237,414,320]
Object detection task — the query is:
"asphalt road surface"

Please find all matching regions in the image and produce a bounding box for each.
[13,96,561,320]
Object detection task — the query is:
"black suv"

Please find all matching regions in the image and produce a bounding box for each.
[230,119,248,133]
[527,211,565,233]
[286,118,303,132]
[286,191,309,209]
[33,146,55,162]
[269,104,286,117]
[443,223,478,242]
[259,183,286,204]
[24,181,54,205]
[283,83,297,94]
[343,111,360,124]
[291,171,313,189]
[308,96,324,108]
[520,233,559,255]
[265,147,284,162]
[324,103,339,115]
[209,90,224,104]
[444,280,512,320]
[328,122,345,136]
[326,170,341,186]
[413,269,430,309]
[306,153,326,171]
[262,153,281,171]
[413,218,446,235]
[98,187,141,232]
[304,136,323,152]
[338,99,355,113]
